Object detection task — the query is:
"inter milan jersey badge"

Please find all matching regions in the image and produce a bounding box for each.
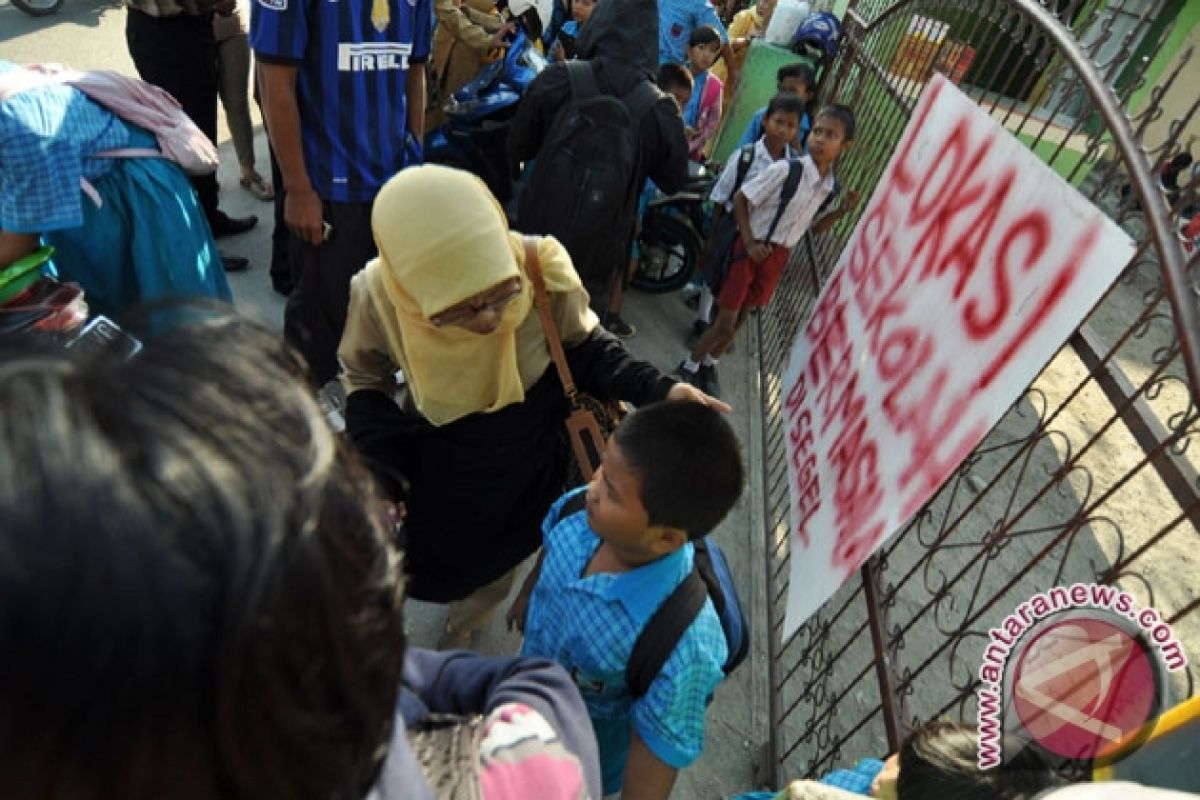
[370,0,389,33]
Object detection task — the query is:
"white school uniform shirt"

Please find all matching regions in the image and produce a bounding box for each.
[709,138,799,211]
[738,153,837,249]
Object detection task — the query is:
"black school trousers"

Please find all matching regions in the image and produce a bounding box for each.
[284,200,377,387]
[125,8,221,225]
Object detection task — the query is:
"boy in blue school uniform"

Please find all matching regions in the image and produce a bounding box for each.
[734,62,817,155]
[508,402,745,800]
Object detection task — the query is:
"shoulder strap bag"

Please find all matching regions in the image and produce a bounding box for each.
[523,236,614,482]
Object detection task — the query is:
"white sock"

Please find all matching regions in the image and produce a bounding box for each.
[697,286,714,323]
[682,358,700,373]
[703,354,719,367]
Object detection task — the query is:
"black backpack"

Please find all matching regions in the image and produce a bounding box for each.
[554,493,750,699]
[517,61,663,303]
[703,149,814,291]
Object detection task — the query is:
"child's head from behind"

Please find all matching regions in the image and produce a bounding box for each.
[808,103,856,167]
[0,319,405,800]
[687,25,723,72]
[572,0,596,26]
[587,402,744,561]
[763,92,806,150]
[885,721,1063,800]
[777,63,816,102]
[657,62,694,114]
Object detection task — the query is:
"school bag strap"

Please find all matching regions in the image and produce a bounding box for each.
[564,60,663,126]
[556,490,589,522]
[524,236,579,401]
[732,143,756,193]
[763,158,805,246]
[626,564,708,699]
[564,59,601,101]
[625,537,750,699]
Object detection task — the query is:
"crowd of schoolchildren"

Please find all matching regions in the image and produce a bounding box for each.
[2,0,1069,797]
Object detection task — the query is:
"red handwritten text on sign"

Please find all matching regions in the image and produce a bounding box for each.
[781,76,1132,636]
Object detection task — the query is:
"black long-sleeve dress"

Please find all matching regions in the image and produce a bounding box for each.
[340,272,675,603]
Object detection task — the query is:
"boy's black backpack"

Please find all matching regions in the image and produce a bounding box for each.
[555,492,750,699]
[705,153,841,293]
[517,60,663,303]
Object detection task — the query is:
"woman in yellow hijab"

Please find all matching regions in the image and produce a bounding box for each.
[339,165,722,646]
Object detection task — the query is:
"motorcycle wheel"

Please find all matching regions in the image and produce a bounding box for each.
[632,213,699,293]
[12,0,64,16]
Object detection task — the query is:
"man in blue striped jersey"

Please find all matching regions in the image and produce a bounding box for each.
[253,0,431,386]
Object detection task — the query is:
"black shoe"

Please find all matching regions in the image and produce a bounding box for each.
[220,252,250,272]
[271,277,294,297]
[673,361,702,388]
[211,212,259,239]
[686,318,709,348]
[698,364,720,397]
[604,313,636,338]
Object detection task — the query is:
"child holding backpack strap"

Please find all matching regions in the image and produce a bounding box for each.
[507,401,746,800]
[679,104,861,397]
[688,92,805,347]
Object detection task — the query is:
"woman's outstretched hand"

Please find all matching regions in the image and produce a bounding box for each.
[666,381,732,413]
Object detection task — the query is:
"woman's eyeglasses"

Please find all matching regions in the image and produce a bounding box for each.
[429,278,524,328]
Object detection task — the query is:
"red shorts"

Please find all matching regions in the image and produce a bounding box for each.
[717,240,790,312]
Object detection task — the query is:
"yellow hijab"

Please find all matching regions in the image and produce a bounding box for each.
[362,165,582,426]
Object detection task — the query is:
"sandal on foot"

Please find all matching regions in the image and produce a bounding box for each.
[240,172,275,201]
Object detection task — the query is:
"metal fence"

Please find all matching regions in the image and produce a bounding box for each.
[756,0,1199,785]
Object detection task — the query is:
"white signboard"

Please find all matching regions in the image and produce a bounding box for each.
[781,74,1135,637]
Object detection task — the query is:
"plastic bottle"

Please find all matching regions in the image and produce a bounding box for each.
[765,0,810,46]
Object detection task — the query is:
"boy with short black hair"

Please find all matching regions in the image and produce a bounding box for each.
[508,401,745,800]
[679,103,861,396]
[688,92,806,346]
[735,62,817,153]
[657,62,695,114]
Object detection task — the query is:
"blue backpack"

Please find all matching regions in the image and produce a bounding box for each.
[555,492,750,698]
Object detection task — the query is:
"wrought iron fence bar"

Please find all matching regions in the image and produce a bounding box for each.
[1170,588,1200,627]
[1006,0,1200,402]
[802,706,887,778]
[1070,324,1200,530]
[862,556,902,749]
[781,659,878,760]
[777,614,871,693]
[840,13,918,116]
[896,413,1194,694]
[1105,501,1198,582]
[762,0,1199,780]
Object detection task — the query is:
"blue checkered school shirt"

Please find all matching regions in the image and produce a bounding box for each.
[521,488,728,794]
[0,61,129,234]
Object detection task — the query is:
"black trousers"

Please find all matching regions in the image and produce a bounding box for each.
[125,8,221,224]
[284,200,377,387]
[267,139,291,289]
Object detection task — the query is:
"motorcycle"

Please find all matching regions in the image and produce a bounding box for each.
[631,164,717,293]
[424,0,549,204]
